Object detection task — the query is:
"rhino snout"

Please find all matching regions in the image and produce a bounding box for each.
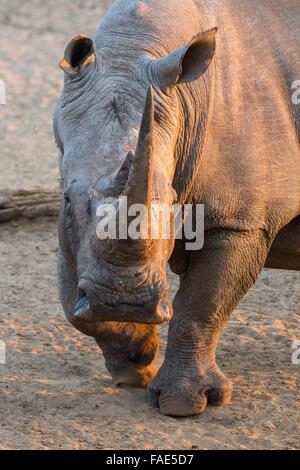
[73,278,173,325]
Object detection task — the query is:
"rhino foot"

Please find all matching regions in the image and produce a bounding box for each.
[148,362,232,417]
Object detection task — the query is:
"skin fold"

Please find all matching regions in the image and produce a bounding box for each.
[54,0,300,416]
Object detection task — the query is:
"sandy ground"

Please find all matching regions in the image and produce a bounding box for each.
[0,0,112,190]
[0,0,299,450]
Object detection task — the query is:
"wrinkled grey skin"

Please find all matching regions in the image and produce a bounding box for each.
[54,0,300,416]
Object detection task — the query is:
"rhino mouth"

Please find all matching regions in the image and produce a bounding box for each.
[73,263,173,324]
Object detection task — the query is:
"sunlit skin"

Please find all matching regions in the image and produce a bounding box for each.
[54,0,300,416]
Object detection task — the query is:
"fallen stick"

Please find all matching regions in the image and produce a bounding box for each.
[0,188,61,222]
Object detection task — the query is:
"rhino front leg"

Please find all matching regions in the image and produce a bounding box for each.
[148,229,272,416]
[58,250,159,387]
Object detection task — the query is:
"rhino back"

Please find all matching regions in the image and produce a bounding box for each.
[198,0,300,228]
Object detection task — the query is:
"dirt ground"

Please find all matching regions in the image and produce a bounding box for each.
[0,0,299,450]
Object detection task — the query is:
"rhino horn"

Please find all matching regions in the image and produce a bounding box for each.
[125,85,154,208]
[96,87,156,266]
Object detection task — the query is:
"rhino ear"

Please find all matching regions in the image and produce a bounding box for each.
[150,28,217,88]
[59,35,95,76]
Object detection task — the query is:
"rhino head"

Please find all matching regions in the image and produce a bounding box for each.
[54,28,216,327]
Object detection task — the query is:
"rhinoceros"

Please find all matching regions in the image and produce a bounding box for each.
[53,0,300,416]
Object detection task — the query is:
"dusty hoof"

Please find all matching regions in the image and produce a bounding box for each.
[207,379,233,406]
[159,394,208,417]
[148,366,233,416]
[111,363,158,388]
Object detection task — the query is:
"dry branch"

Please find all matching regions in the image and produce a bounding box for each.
[0,188,61,222]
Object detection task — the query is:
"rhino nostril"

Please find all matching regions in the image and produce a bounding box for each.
[74,295,90,318]
[156,299,173,322]
[77,287,86,299]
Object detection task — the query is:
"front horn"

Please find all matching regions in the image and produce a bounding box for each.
[125,85,154,208]
[95,86,156,266]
